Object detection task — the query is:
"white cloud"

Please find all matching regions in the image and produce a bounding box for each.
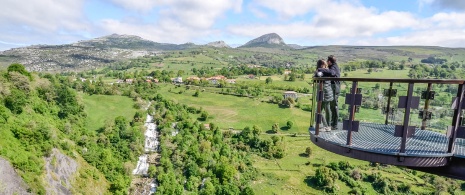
[108,0,242,29]
[0,0,90,50]
[359,29,465,47]
[429,12,465,28]
[252,0,326,19]
[97,0,244,44]
[0,0,87,33]
[229,1,417,40]
[109,0,161,12]
[98,19,215,44]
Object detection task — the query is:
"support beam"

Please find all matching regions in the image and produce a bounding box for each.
[400,83,414,153]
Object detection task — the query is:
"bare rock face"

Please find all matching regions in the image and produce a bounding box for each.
[44,148,78,195]
[240,33,287,48]
[206,41,231,48]
[0,157,31,195]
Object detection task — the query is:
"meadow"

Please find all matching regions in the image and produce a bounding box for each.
[81,93,138,131]
[153,75,457,194]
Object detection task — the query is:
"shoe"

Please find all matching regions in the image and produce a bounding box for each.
[331,126,337,130]
[325,127,332,132]
[319,127,327,132]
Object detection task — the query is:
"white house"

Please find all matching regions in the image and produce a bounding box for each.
[283,91,298,100]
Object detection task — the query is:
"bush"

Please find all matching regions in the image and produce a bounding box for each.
[314,167,339,193]
[305,147,312,157]
[286,121,293,129]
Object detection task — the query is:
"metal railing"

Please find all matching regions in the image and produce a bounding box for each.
[310,77,465,155]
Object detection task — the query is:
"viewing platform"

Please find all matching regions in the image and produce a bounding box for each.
[309,77,465,180]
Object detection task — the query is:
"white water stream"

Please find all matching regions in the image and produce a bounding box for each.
[132,102,159,194]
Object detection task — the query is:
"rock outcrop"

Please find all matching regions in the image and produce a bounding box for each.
[239,33,288,48]
[0,157,31,195]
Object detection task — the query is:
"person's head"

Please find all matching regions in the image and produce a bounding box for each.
[327,55,336,65]
[317,59,328,69]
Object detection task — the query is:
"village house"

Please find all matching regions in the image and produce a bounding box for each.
[171,77,183,83]
[125,78,134,84]
[187,76,201,82]
[207,75,226,85]
[283,91,298,100]
[284,70,292,75]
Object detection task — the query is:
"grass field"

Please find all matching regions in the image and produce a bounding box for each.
[154,79,460,194]
[159,84,311,134]
[81,93,139,131]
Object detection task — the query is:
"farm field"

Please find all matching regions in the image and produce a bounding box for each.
[81,93,139,131]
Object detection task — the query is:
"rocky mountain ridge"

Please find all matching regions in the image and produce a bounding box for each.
[239,33,289,48]
[207,41,231,48]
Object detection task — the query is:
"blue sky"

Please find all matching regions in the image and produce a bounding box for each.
[1,0,465,51]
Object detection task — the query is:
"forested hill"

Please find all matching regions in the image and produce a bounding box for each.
[0,63,262,194]
[0,63,147,194]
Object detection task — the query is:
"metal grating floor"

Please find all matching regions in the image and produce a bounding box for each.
[310,122,465,158]
[455,138,465,158]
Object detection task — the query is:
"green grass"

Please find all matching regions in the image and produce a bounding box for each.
[81,93,138,131]
[251,136,370,195]
[159,84,311,134]
[343,68,410,78]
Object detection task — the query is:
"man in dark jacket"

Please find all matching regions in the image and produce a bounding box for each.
[318,55,340,129]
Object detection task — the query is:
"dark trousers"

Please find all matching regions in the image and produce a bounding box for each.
[330,84,339,128]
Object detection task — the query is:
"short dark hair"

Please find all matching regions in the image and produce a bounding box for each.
[327,55,336,64]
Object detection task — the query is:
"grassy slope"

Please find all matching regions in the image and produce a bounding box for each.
[81,93,138,131]
[155,66,465,194]
[155,77,458,194]
[159,83,310,134]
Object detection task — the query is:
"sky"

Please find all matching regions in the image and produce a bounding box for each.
[1,0,465,51]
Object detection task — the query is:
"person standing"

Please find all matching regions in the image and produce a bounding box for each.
[314,60,333,132]
[318,55,340,130]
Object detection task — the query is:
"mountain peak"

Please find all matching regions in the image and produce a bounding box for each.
[240,33,287,48]
[206,41,230,48]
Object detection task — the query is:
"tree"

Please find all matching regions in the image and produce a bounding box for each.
[148,165,157,178]
[289,73,296,81]
[305,147,312,157]
[199,180,215,195]
[7,63,32,80]
[4,89,27,114]
[200,111,209,121]
[314,167,338,192]
[286,121,294,129]
[265,77,272,84]
[272,123,279,133]
[193,89,200,97]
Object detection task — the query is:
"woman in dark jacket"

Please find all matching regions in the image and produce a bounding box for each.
[315,60,333,132]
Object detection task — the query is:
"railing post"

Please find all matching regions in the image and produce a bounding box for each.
[309,81,316,129]
[421,83,432,130]
[346,81,358,146]
[448,83,465,153]
[315,81,324,136]
[385,82,393,125]
[400,83,415,153]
